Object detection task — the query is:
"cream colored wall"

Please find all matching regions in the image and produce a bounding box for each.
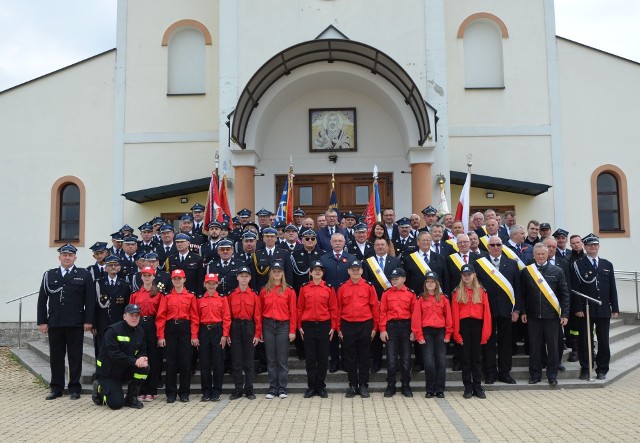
[557,38,639,268]
[124,0,219,134]
[0,52,116,321]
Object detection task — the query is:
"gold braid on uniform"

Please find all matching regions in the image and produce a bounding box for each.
[253,253,270,276]
[164,258,170,272]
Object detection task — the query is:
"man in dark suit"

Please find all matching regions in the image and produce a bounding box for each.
[429,224,454,258]
[348,223,374,260]
[393,217,418,257]
[87,241,108,282]
[119,236,139,281]
[278,224,303,252]
[37,244,96,400]
[382,208,400,242]
[320,232,355,372]
[137,222,159,255]
[363,237,401,373]
[200,220,223,263]
[475,235,521,384]
[178,213,205,247]
[316,210,349,252]
[477,219,501,252]
[570,234,619,380]
[165,233,205,296]
[342,210,358,242]
[191,203,206,236]
[498,210,516,243]
[157,224,178,264]
[248,227,293,291]
[506,224,533,265]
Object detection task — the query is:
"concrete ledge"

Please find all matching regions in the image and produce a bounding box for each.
[0,322,39,346]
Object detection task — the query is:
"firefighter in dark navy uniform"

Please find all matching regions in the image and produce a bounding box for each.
[87,241,109,282]
[37,244,96,400]
[206,239,244,296]
[165,233,205,296]
[92,304,149,410]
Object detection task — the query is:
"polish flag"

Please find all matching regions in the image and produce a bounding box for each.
[455,172,471,233]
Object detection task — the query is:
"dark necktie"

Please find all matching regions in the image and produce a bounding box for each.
[180,255,185,263]
[463,254,468,264]
[592,258,597,269]
[435,243,440,254]
[493,257,499,266]
[336,254,341,261]
[516,244,521,254]
[330,228,334,236]
[165,246,170,253]
[268,250,273,257]
[423,253,429,264]
[401,239,406,246]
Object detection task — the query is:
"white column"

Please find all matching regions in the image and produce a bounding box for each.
[112,0,128,229]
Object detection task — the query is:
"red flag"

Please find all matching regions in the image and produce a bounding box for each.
[219,173,234,229]
[203,172,222,228]
[455,172,471,233]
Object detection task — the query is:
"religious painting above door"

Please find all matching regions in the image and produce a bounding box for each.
[309,108,357,152]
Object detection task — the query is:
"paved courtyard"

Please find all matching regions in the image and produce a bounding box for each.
[1,347,638,442]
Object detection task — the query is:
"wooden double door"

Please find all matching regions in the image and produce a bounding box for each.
[274,173,393,221]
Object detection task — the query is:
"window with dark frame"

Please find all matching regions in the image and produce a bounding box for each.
[597,172,621,231]
[59,184,80,241]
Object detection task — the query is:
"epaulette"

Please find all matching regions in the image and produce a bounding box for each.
[365,281,373,285]
[301,281,312,287]
[383,286,393,292]
[407,287,416,293]
[287,284,294,289]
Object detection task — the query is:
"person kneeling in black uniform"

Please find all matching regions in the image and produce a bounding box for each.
[92,304,150,409]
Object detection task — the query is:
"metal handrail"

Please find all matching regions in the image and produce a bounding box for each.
[614,270,640,320]
[5,291,38,349]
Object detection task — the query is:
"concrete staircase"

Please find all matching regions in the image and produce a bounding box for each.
[11,317,640,395]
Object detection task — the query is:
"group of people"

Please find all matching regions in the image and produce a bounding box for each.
[36,204,619,408]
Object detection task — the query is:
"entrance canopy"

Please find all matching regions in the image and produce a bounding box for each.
[231,39,431,149]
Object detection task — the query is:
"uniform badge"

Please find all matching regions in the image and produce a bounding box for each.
[537,278,543,284]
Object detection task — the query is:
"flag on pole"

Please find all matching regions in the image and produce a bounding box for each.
[219,172,233,229]
[203,171,222,228]
[276,164,295,224]
[328,172,339,221]
[364,165,381,236]
[455,171,471,233]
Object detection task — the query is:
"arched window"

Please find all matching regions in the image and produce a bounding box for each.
[596,173,620,231]
[162,20,213,95]
[50,176,86,246]
[590,165,629,237]
[458,13,509,89]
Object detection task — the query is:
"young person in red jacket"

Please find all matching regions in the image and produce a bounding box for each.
[411,271,452,398]
[260,261,297,399]
[380,268,416,398]
[337,260,379,398]
[297,260,339,399]
[197,273,231,402]
[451,264,492,399]
[227,266,262,400]
[156,269,199,403]
[129,266,163,401]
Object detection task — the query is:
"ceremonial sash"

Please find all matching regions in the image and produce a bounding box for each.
[475,257,515,307]
[502,246,525,270]
[449,253,464,271]
[445,239,459,252]
[480,225,488,235]
[366,257,392,289]
[480,235,489,250]
[526,264,561,315]
[409,251,432,276]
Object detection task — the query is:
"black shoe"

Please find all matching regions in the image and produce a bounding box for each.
[579,369,589,380]
[548,379,558,387]
[317,389,328,398]
[401,386,413,398]
[167,395,176,403]
[485,375,497,385]
[303,389,316,398]
[452,363,461,372]
[69,392,80,400]
[436,392,445,399]
[245,391,256,400]
[345,387,357,398]
[329,363,338,373]
[46,391,62,401]
[125,395,144,409]
[91,380,102,406]
[370,362,381,373]
[596,373,606,380]
[157,380,164,389]
[211,394,221,402]
[425,392,435,398]
[528,378,540,384]
[229,390,242,400]
[558,365,566,372]
[255,366,267,375]
[201,395,211,402]
[383,384,396,398]
[498,375,517,384]
[473,387,486,399]
[179,395,189,403]
[568,351,579,362]
[359,386,370,398]
[463,389,473,399]
[412,364,424,373]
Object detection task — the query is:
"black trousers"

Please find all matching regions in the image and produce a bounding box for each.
[422,327,447,394]
[303,320,330,390]
[48,326,84,394]
[139,317,160,395]
[527,317,559,380]
[578,317,611,374]
[482,316,513,378]
[165,321,192,397]
[371,333,383,365]
[230,319,255,391]
[342,319,372,387]
[199,324,224,396]
[385,319,412,386]
[460,318,483,390]
[98,365,150,410]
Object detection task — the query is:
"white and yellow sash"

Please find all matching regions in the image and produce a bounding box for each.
[445,239,459,252]
[475,257,515,307]
[480,235,489,250]
[409,251,432,276]
[366,256,392,289]
[480,225,488,235]
[526,264,561,315]
[449,253,465,271]
[502,245,525,270]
